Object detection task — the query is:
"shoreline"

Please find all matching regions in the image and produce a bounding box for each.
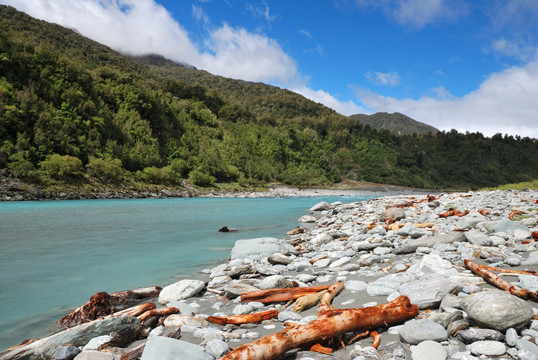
[2,189,537,359]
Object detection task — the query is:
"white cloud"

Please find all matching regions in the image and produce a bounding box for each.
[292,86,366,116]
[2,0,296,84]
[492,38,538,62]
[298,29,312,38]
[353,59,538,138]
[365,71,401,86]
[246,1,276,22]
[192,4,210,26]
[346,0,465,29]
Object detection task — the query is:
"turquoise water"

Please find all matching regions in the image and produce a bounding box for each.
[0,195,375,349]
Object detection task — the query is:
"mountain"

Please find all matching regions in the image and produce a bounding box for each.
[0,5,537,192]
[349,112,439,135]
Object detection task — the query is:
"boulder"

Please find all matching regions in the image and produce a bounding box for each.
[380,207,405,221]
[406,254,460,279]
[410,340,447,360]
[298,215,316,223]
[141,336,213,360]
[230,237,295,260]
[398,319,448,345]
[398,274,462,309]
[309,201,330,211]
[492,219,530,236]
[53,346,81,360]
[158,279,205,304]
[460,290,533,331]
[367,273,415,296]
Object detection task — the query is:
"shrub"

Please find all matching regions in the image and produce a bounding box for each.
[86,156,126,182]
[188,168,216,186]
[39,154,83,179]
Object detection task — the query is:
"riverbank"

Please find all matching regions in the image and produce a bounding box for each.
[2,189,537,359]
[0,172,432,201]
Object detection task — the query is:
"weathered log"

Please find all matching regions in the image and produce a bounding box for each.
[240,285,330,303]
[293,290,327,313]
[439,208,469,218]
[318,282,344,315]
[138,307,179,321]
[57,286,162,327]
[113,302,156,318]
[464,260,538,302]
[207,309,280,325]
[120,343,146,360]
[221,296,419,360]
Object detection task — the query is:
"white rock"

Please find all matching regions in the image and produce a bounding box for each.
[329,256,351,268]
[411,340,447,360]
[468,340,506,356]
[159,279,205,304]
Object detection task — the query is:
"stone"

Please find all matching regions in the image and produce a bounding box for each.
[447,320,470,337]
[230,237,295,260]
[140,336,213,360]
[205,339,229,358]
[456,216,482,230]
[158,279,205,304]
[464,230,491,246]
[82,335,113,351]
[516,339,538,355]
[398,319,448,345]
[411,340,447,360]
[268,254,292,265]
[460,290,533,331]
[380,207,406,221]
[398,274,462,309]
[53,345,81,360]
[505,328,518,347]
[468,340,506,356]
[522,252,538,266]
[163,315,209,328]
[328,256,351,268]
[257,275,294,290]
[74,351,117,360]
[519,274,538,292]
[406,254,460,278]
[223,283,259,299]
[313,258,331,268]
[298,215,317,223]
[492,219,530,236]
[456,328,504,343]
[311,233,333,245]
[344,280,368,292]
[367,273,415,296]
[309,201,330,211]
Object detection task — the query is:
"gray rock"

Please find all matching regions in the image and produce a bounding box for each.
[268,254,292,265]
[53,345,81,360]
[298,215,317,223]
[523,252,538,266]
[406,254,460,278]
[447,320,470,337]
[309,201,330,211]
[460,290,533,331]
[492,219,529,236]
[223,283,259,299]
[230,237,295,260]
[345,280,368,292]
[82,335,112,351]
[440,311,464,329]
[141,336,213,360]
[348,345,380,360]
[159,279,205,304]
[394,238,435,255]
[440,294,461,312]
[518,349,538,360]
[313,258,331,268]
[468,340,506,356]
[398,319,448,345]
[329,256,351,268]
[311,233,333,245]
[399,274,462,309]
[74,351,117,360]
[456,328,504,343]
[205,339,229,358]
[367,273,415,296]
[257,275,294,290]
[456,216,482,230]
[516,339,538,355]
[519,274,538,292]
[411,340,447,360]
[380,207,406,221]
[464,230,491,246]
[505,328,518,347]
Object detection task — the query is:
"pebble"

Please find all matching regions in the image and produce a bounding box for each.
[6,190,538,360]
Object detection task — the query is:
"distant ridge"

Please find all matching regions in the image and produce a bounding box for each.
[349,112,439,135]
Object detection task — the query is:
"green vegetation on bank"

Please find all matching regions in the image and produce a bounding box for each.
[1,5,537,192]
[481,180,538,191]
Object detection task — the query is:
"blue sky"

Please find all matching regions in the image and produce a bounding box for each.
[3,0,538,138]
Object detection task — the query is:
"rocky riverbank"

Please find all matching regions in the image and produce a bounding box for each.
[0,169,429,201]
[2,190,538,360]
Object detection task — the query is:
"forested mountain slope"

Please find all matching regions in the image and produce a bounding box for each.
[349,112,439,135]
[0,5,537,191]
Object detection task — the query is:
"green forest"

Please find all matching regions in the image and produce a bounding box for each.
[1,5,537,192]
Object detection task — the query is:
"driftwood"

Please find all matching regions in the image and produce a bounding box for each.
[221,296,419,360]
[240,285,330,303]
[438,208,470,218]
[208,309,280,325]
[464,260,538,302]
[57,286,162,327]
[317,282,344,315]
[293,290,327,313]
[137,307,179,321]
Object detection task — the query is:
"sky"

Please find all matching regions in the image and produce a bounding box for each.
[3,0,538,138]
